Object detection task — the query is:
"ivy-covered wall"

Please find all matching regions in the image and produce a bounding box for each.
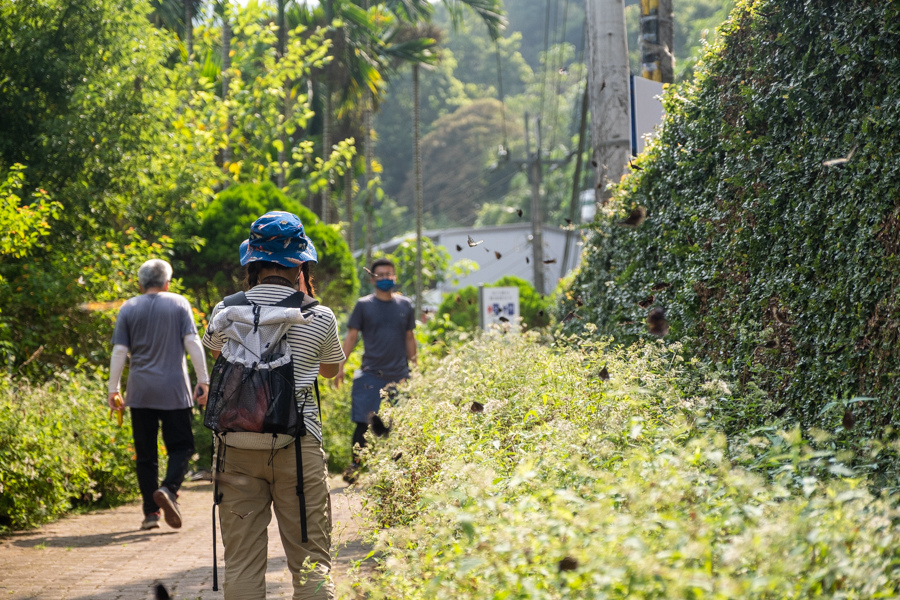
[567,0,900,437]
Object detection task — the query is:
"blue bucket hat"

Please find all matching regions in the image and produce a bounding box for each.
[239,211,318,267]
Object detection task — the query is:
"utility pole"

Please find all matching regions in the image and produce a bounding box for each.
[561,84,590,275]
[585,0,631,205]
[640,0,674,83]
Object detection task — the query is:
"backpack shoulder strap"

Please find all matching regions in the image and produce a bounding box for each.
[274,291,318,309]
[223,291,250,307]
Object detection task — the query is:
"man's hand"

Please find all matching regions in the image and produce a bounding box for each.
[332,364,346,389]
[107,392,124,426]
[194,383,209,407]
[108,392,123,411]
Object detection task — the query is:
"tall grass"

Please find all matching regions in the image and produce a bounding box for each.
[355,330,900,598]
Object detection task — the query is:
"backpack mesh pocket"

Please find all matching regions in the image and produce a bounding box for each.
[205,353,300,436]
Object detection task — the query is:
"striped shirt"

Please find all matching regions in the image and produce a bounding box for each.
[202,284,345,443]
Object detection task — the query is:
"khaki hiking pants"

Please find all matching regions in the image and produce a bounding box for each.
[215,436,334,600]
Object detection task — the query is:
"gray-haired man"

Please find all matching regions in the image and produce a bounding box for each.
[107,259,209,530]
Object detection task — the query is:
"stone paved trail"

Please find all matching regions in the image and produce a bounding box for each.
[0,476,371,600]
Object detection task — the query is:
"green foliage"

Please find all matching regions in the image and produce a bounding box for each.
[320,349,363,473]
[434,275,551,330]
[181,182,359,313]
[0,164,61,263]
[567,0,900,449]
[1,232,180,380]
[356,333,900,598]
[377,237,452,294]
[435,286,480,330]
[0,374,136,531]
[191,3,357,191]
[0,0,220,372]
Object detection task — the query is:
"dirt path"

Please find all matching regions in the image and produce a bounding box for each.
[0,476,370,599]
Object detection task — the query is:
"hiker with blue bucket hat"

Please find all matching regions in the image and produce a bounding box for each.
[203,210,344,600]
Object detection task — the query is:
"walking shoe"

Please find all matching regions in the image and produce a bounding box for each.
[341,462,360,484]
[141,512,161,530]
[153,487,182,528]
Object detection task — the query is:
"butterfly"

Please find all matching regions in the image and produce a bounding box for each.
[467,235,483,247]
[494,251,502,260]
[646,307,669,336]
[558,556,579,571]
[842,408,856,430]
[370,412,391,437]
[470,401,484,413]
[598,366,610,381]
[543,258,557,264]
[637,295,655,309]
[498,316,509,323]
[517,208,524,217]
[822,145,856,167]
[619,206,647,227]
[456,244,463,252]
[392,451,403,461]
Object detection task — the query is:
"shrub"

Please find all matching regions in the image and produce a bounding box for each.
[355,332,900,599]
[434,276,551,331]
[0,374,136,531]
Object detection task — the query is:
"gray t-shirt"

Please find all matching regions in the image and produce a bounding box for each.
[347,294,415,381]
[111,292,197,410]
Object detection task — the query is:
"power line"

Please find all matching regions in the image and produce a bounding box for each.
[538,0,553,123]
[548,0,572,152]
[495,41,508,153]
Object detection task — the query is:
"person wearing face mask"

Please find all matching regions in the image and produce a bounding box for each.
[335,258,417,482]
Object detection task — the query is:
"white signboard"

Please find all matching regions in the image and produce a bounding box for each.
[479,286,520,329]
[630,75,665,155]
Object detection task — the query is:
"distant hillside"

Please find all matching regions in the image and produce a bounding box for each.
[372,0,733,231]
[566,0,900,444]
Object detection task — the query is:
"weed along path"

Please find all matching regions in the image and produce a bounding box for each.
[0,475,370,599]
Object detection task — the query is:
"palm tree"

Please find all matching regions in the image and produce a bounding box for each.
[398,0,505,314]
[292,0,435,228]
[147,0,203,62]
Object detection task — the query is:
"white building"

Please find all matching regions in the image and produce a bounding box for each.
[358,223,585,296]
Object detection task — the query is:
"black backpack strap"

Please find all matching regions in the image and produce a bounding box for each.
[295,436,308,543]
[212,437,225,591]
[274,291,317,309]
[224,290,317,309]
[314,379,321,419]
[223,291,250,307]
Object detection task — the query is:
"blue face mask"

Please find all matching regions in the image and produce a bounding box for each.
[375,278,396,292]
